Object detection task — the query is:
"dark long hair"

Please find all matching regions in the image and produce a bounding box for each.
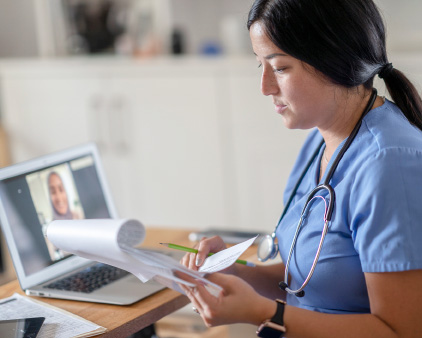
[247,0,422,130]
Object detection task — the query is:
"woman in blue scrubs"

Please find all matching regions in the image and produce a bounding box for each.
[180,0,422,336]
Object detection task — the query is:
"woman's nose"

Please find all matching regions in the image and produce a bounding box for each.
[261,68,278,96]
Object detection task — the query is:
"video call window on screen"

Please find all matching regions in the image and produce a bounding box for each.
[26,157,91,262]
[0,155,111,276]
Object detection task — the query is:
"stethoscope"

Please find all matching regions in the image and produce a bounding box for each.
[257,89,378,297]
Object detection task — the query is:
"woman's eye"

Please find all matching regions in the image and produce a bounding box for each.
[257,63,262,69]
[273,67,285,73]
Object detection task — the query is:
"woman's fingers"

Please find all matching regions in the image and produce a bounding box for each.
[195,236,227,268]
[174,271,209,316]
[180,243,201,271]
[187,252,198,270]
[179,236,227,270]
[195,239,209,267]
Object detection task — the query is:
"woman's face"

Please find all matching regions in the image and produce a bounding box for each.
[48,174,69,215]
[250,21,340,130]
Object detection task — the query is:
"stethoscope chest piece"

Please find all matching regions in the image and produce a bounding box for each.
[257,233,279,262]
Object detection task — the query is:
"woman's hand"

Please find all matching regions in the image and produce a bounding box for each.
[181,272,276,327]
[180,236,236,273]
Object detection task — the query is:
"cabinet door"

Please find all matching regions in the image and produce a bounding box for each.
[1,73,102,162]
[105,75,227,228]
[226,71,308,232]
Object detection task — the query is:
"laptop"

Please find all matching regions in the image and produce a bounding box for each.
[0,143,165,305]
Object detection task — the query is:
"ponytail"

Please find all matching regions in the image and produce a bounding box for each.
[380,64,422,131]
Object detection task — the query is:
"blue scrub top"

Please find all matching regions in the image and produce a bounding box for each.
[277,99,422,314]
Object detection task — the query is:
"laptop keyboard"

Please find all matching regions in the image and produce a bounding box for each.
[44,263,130,293]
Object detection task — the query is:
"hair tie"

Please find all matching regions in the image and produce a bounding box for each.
[378,63,394,79]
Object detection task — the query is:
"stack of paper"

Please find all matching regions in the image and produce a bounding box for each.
[47,219,256,296]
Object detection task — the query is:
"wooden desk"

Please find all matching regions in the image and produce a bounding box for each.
[0,228,195,338]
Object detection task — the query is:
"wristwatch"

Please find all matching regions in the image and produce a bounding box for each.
[256,299,286,338]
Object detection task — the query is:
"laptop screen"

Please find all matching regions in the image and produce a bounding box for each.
[0,145,114,282]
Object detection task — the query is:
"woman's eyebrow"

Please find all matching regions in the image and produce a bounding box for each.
[265,53,288,59]
[253,52,288,60]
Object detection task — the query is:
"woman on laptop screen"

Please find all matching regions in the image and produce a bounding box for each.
[48,171,82,221]
[26,164,85,262]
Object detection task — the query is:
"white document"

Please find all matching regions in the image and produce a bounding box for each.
[0,293,106,338]
[47,219,255,295]
[199,236,257,273]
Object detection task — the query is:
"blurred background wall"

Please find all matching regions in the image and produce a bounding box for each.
[0,0,255,58]
[0,0,421,58]
[0,0,420,233]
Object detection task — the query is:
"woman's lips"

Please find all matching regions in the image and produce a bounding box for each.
[274,104,287,114]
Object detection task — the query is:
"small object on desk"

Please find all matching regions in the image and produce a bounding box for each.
[160,242,256,267]
[0,317,45,338]
[0,293,106,338]
[189,228,268,244]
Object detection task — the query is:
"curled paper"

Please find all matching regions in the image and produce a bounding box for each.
[47,219,223,295]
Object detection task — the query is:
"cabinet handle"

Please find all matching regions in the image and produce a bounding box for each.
[108,95,131,154]
[89,95,107,150]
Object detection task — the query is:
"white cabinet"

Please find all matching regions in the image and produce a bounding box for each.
[225,72,308,229]
[0,71,99,158]
[0,57,307,232]
[104,74,227,226]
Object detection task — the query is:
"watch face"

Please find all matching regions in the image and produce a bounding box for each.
[257,321,286,338]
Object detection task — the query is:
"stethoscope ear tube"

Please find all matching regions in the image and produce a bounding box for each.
[304,184,335,221]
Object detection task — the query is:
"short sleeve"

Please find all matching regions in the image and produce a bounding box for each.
[350,147,422,272]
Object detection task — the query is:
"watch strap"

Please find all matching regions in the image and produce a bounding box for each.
[256,300,286,337]
[271,299,286,326]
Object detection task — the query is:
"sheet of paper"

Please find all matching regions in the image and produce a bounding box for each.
[48,219,152,282]
[199,236,257,273]
[0,293,106,338]
[47,219,225,295]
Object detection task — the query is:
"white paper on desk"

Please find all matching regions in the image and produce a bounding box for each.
[199,236,257,273]
[47,219,226,295]
[0,293,106,338]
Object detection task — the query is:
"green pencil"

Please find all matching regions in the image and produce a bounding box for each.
[160,242,255,267]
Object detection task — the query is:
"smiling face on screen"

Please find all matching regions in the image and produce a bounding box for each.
[48,173,69,216]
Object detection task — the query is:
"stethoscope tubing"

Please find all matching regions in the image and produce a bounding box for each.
[265,89,378,297]
[282,186,334,296]
[283,219,329,295]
